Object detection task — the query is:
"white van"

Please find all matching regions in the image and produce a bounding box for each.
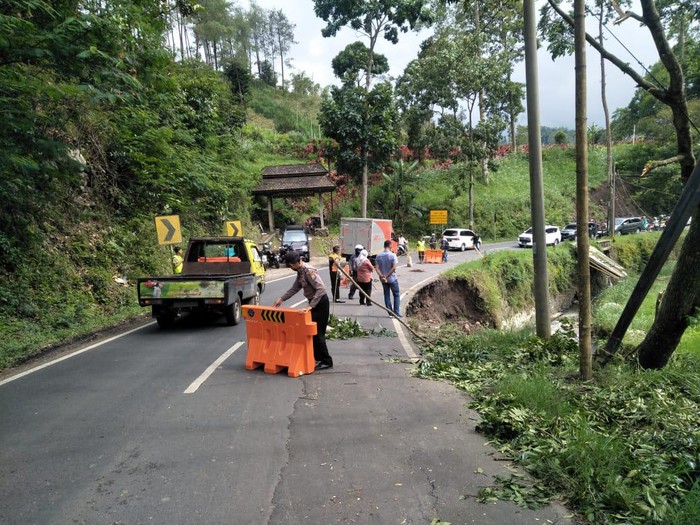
[441,228,476,251]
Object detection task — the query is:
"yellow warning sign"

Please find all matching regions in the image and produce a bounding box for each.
[155,215,182,245]
[261,309,286,323]
[226,220,243,237]
[429,210,448,225]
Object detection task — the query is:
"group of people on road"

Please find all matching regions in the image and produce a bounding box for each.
[272,241,403,371]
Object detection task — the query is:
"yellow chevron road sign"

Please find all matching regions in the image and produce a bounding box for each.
[155,215,182,245]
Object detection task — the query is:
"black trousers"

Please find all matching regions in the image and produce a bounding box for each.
[358,281,372,305]
[329,271,340,300]
[311,295,332,366]
[348,271,358,298]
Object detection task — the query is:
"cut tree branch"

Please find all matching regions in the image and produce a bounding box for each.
[609,0,644,25]
[642,155,684,176]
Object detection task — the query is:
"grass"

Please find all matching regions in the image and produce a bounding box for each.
[412,234,699,523]
[416,325,700,524]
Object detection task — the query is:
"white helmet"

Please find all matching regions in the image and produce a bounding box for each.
[355,244,363,250]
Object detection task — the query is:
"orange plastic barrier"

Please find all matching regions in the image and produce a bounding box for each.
[197,256,241,262]
[424,249,444,263]
[242,306,317,377]
[340,276,348,287]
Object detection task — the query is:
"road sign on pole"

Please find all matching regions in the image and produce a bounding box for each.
[226,220,243,237]
[155,215,182,245]
[429,210,448,225]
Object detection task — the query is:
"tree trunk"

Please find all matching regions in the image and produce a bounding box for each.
[599,3,615,238]
[468,163,474,229]
[361,150,368,218]
[638,206,700,368]
[574,0,591,380]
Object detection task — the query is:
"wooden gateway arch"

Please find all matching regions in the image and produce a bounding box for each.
[252,163,336,233]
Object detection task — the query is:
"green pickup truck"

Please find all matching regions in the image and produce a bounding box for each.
[137,237,266,327]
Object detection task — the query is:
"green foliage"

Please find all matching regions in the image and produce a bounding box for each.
[416,324,700,524]
[332,41,389,85]
[610,232,670,273]
[327,316,370,339]
[248,82,321,139]
[319,81,400,178]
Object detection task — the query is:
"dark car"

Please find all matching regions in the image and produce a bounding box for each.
[561,222,598,241]
[614,217,644,235]
[279,225,310,262]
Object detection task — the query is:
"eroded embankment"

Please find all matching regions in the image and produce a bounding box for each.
[407,278,492,333]
[407,274,602,331]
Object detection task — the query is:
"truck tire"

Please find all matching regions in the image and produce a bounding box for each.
[156,315,176,328]
[244,289,261,305]
[153,306,176,328]
[225,295,242,326]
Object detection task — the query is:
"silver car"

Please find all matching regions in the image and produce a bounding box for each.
[614,217,644,235]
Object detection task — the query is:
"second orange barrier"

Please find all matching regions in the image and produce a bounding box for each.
[242,305,317,377]
[424,249,444,263]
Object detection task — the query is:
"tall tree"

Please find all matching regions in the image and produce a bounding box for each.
[395,15,512,227]
[247,1,266,78]
[268,9,296,90]
[313,0,433,216]
[376,160,421,229]
[318,81,400,190]
[543,0,700,368]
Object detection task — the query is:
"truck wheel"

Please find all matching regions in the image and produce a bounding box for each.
[156,315,175,328]
[225,295,242,326]
[244,289,261,305]
[153,306,175,328]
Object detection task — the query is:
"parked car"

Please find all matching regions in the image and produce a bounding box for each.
[614,217,644,235]
[279,225,310,262]
[561,222,598,241]
[441,227,476,251]
[518,226,561,247]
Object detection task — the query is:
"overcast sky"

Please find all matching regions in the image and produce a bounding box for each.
[243,0,660,129]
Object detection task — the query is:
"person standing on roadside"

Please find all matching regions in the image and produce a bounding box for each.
[440,235,449,262]
[328,244,344,303]
[347,244,362,300]
[416,237,426,263]
[273,252,333,370]
[472,233,481,251]
[374,240,401,317]
[172,246,184,274]
[356,249,374,307]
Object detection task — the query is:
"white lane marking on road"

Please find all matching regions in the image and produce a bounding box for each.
[184,341,244,394]
[0,322,155,387]
[393,318,419,360]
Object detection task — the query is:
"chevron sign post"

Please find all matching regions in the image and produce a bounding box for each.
[155,215,182,245]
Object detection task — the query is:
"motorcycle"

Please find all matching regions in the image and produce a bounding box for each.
[261,243,280,269]
[397,243,407,256]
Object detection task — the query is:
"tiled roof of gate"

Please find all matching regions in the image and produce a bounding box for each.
[252,163,335,196]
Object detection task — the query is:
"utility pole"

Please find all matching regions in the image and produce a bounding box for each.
[523,0,551,338]
[574,0,592,380]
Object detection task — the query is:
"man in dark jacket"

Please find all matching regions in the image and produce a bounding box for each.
[273,252,333,370]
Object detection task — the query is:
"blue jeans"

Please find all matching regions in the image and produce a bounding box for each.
[382,280,401,316]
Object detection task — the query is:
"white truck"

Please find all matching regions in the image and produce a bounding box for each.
[339,218,397,258]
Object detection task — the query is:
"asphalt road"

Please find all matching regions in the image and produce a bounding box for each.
[0,242,573,524]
